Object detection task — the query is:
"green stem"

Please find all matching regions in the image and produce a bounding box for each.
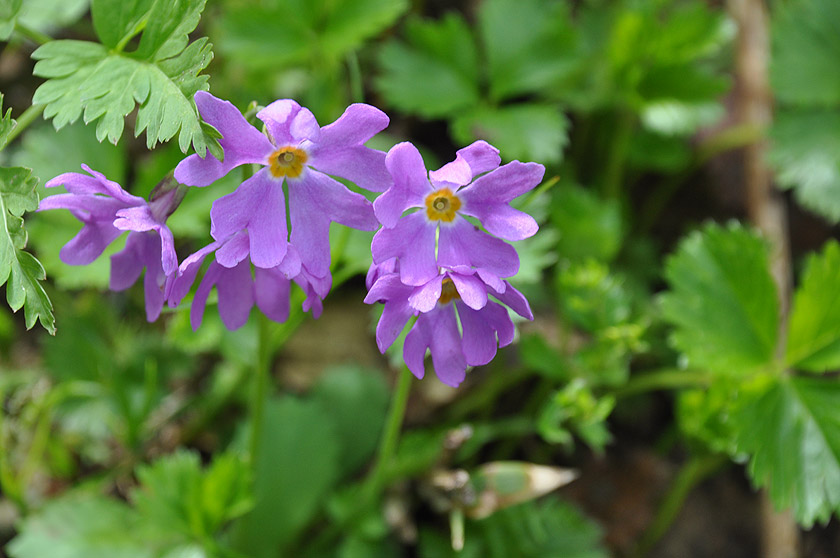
[633,453,727,557]
[364,366,413,503]
[5,104,45,146]
[346,52,364,104]
[14,23,51,45]
[600,110,635,201]
[614,368,711,400]
[249,314,273,467]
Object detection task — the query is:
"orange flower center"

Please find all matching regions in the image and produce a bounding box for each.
[268,147,308,178]
[425,188,461,222]
[438,277,460,305]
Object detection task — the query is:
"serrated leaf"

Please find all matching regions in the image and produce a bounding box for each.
[33,0,216,156]
[452,104,568,165]
[0,93,16,151]
[232,397,340,557]
[0,166,54,333]
[478,0,576,102]
[771,0,840,107]
[376,13,480,119]
[769,110,840,222]
[8,491,155,558]
[786,241,840,371]
[0,0,21,40]
[661,223,778,376]
[734,376,840,526]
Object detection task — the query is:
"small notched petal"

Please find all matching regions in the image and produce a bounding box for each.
[408,275,444,313]
[254,266,292,324]
[60,219,124,266]
[457,300,515,366]
[429,141,501,187]
[376,296,416,353]
[450,272,488,310]
[109,232,147,291]
[318,103,390,147]
[427,306,467,387]
[374,142,430,228]
[258,99,320,147]
[460,202,538,241]
[491,280,534,320]
[403,316,431,380]
[215,259,255,330]
[167,240,222,306]
[459,161,545,203]
[175,92,275,187]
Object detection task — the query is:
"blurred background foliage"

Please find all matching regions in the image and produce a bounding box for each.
[2,0,840,556]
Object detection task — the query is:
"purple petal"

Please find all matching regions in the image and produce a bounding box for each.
[60,218,124,266]
[109,232,146,291]
[376,294,416,353]
[254,266,292,323]
[408,275,443,313]
[293,267,332,318]
[191,261,222,330]
[460,202,538,241]
[373,142,430,228]
[459,161,544,203]
[210,169,288,269]
[456,301,498,366]
[366,258,398,290]
[438,219,519,279]
[39,193,130,219]
[167,240,222,306]
[175,92,275,186]
[310,146,391,193]
[113,206,177,276]
[491,280,534,320]
[450,272,488,310]
[371,211,438,286]
[316,103,389,147]
[403,318,430,380]
[215,259,255,330]
[258,99,320,147]
[427,306,467,387]
[215,230,252,268]
[429,141,501,187]
[141,238,166,322]
[364,273,413,304]
[46,167,141,207]
[289,170,376,277]
[277,245,302,279]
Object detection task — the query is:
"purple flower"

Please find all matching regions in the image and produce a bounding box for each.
[371,141,544,286]
[364,266,533,387]
[167,231,329,331]
[39,165,181,321]
[174,92,391,278]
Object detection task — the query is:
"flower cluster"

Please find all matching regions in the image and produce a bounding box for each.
[40,93,543,386]
[364,142,543,386]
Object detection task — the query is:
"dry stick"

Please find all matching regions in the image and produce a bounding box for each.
[728,1,799,558]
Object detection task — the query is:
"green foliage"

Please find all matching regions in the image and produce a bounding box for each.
[734,376,840,527]
[538,379,615,453]
[0,166,55,333]
[551,184,623,263]
[661,223,779,376]
[0,0,21,40]
[420,498,607,558]
[786,241,840,371]
[32,0,218,156]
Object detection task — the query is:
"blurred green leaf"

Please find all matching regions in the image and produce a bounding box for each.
[641,101,724,136]
[0,94,16,151]
[17,0,88,33]
[556,260,631,333]
[786,241,840,371]
[312,365,388,477]
[452,104,568,165]
[661,223,778,376]
[376,13,480,119]
[626,128,693,172]
[538,380,614,453]
[33,0,216,155]
[0,0,21,40]
[734,376,840,527]
[769,110,840,222]
[232,397,340,557]
[550,184,622,263]
[677,380,743,456]
[771,0,840,107]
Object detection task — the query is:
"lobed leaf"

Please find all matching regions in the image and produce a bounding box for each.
[32,0,216,156]
[734,376,840,526]
[786,241,840,372]
[0,0,21,40]
[661,223,778,376]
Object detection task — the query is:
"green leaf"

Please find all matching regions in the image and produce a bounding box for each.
[0,0,21,40]
[91,0,154,50]
[0,166,55,333]
[0,93,15,151]
[17,0,88,34]
[376,14,480,119]
[311,365,388,477]
[33,0,216,156]
[550,184,623,263]
[233,397,340,557]
[8,491,155,558]
[771,0,840,107]
[734,376,840,526]
[216,0,407,70]
[769,110,840,222]
[661,223,778,376]
[452,104,568,165]
[786,241,840,371]
[478,0,576,102]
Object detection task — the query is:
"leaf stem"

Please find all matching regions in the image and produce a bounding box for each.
[632,453,727,557]
[600,109,635,200]
[4,104,45,147]
[363,365,413,504]
[13,23,51,46]
[614,368,711,399]
[249,314,273,468]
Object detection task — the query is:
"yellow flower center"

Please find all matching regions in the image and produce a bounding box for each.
[268,147,308,178]
[425,188,461,222]
[438,277,460,305]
